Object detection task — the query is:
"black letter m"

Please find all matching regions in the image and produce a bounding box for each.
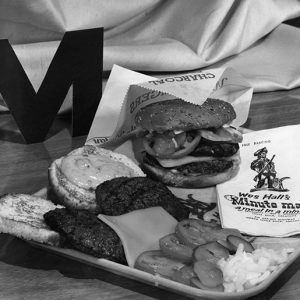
[0,28,103,143]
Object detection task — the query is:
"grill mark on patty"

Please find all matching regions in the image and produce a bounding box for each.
[191,139,239,157]
[143,153,233,175]
[95,177,189,221]
[175,159,233,175]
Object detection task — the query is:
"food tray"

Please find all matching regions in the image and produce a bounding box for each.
[31,188,300,300]
[29,239,300,300]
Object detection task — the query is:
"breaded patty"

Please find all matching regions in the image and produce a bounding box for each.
[95,177,189,221]
[0,193,62,246]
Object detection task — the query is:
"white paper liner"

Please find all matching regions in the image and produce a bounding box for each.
[217,125,300,237]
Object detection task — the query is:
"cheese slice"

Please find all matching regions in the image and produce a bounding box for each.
[157,155,215,168]
[157,151,240,168]
[98,207,178,268]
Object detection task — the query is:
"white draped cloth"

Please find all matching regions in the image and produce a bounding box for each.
[0,0,300,111]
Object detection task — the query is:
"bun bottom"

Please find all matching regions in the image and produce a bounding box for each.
[48,157,97,212]
[48,145,145,212]
[140,156,240,188]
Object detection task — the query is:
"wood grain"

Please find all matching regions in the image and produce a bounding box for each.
[0,87,300,299]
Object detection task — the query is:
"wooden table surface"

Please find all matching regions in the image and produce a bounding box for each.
[0,87,300,300]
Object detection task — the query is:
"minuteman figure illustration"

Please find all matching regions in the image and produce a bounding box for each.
[250,147,289,191]
[251,147,276,188]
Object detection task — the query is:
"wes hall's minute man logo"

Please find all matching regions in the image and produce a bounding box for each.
[250,147,290,192]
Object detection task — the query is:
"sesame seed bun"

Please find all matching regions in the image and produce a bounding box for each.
[135,98,236,133]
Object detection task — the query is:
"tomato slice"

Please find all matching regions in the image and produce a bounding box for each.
[193,242,229,264]
[159,233,193,263]
[172,265,196,286]
[199,127,243,143]
[191,277,224,291]
[142,136,158,157]
[168,134,201,159]
[193,260,223,288]
[174,131,186,148]
[143,134,176,157]
[226,235,254,253]
[134,250,185,279]
[213,228,244,242]
[175,219,220,248]
[175,219,245,249]
[143,131,201,159]
[152,133,177,156]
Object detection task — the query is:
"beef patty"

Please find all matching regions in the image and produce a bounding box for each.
[44,208,126,263]
[191,138,239,157]
[95,176,189,221]
[143,153,233,176]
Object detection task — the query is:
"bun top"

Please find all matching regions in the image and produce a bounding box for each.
[134,98,236,133]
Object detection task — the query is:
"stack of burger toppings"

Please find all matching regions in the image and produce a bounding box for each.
[133,98,242,188]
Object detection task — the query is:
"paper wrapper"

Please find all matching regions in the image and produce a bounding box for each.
[217,125,300,237]
[87,64,253,223]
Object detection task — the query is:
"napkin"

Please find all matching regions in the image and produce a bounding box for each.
[86,65,252,213]
[1,0,300,112]
[217,125,300,237]
[86,65,252,145]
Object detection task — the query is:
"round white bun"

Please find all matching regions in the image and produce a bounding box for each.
[48,145,145,212]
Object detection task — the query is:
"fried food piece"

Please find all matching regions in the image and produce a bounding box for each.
[0,193,62,246]
[95,177,189,221]
[44,208,126,263]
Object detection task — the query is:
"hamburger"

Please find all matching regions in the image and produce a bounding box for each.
[133,98,242,188]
